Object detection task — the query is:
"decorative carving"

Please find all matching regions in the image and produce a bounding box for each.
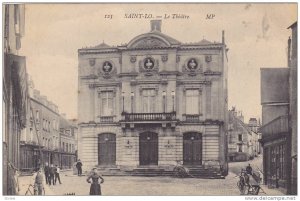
[139,57,159,73]
[89,58,96,66]
[132,37,168,48]
[205,55,212,63]
[144,57,155,70]
[182,58,202,74]
[161,54,168,62]
[130,56,137,63]
[187,58,198,70]
[98,61,116,79]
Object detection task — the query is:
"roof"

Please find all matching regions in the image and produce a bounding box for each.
[90,42,111,49]
[287,21,297,29]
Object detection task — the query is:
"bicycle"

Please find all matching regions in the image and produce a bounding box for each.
[25,184,45,195]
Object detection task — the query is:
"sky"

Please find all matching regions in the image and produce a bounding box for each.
[19,3,297,121]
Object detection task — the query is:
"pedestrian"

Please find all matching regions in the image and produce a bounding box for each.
[49,164,56,185]
[76,159,83,176]
[54,165,62,184]
[44,162,50,185]
[86,168,104,195]
[246,164,253,175]
[34,168,44,195]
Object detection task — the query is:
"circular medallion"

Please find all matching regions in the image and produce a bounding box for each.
[187,58,198,70]
[144,57,155,70]
[102,61,113,73]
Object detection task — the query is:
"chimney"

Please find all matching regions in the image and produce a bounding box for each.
[150,20,162,32]
[222,30,225,44]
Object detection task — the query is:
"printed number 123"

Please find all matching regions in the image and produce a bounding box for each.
[105,15,113,19]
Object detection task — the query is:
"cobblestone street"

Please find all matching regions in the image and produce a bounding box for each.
[18,168,282,196]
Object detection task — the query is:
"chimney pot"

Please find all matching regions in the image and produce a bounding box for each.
[151,20,162,32]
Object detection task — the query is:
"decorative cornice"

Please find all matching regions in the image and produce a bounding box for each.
[204,71,222,76]
[118,72,139,78]
[88,82,121,88]
[159,71,182,76]
[177,80,210,85]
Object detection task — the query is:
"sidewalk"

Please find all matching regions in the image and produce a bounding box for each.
[259,185,285,196]
[18,175,55,196]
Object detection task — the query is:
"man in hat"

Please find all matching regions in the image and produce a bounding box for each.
[76,159,83,176]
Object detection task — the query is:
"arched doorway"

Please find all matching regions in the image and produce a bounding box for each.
[98,133,116,166]
[183,132,202,165]
[139,132,158,166]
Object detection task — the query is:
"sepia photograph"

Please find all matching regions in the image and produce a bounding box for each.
[2,2,298,197]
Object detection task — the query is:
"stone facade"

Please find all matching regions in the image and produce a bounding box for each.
[78,20,228,174]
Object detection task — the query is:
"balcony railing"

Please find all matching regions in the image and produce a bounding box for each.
[183,114,200,122]
[100,116,115,123]
[121,112,176,122]
[260,115,289,136]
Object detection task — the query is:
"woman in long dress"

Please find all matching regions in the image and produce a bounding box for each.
[86,168,104,195]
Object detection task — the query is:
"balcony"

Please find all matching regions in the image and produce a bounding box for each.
[99,116,115,123]
[260,115,289,141]
[120,112,177,128]
[122,112,176,121]
[183,114,201,122]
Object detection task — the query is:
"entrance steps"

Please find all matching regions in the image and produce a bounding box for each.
[95,166,225,179]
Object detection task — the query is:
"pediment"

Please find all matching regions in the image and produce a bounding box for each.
[130,36,169,49]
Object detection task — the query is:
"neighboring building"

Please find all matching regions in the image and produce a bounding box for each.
[19,77,76,171]
[59,115,77,169]
[248,118,262,155]
[3,4,27,195]
[227,107,259,162]
[78,20,228,175]
[260,21,297,195]
[287,22,297,195]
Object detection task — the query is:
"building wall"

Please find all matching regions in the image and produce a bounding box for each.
[78,20,228,173]
[3,4,26,195]
[288,22,297,195]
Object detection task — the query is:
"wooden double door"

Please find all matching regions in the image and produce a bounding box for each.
[98,133,116,166]
[183,133,202,165]
[139,132,158,165]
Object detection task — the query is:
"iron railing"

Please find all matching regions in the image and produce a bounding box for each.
[121,112,176,121]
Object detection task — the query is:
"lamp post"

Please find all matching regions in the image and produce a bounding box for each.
[162,91,166,113]
[131,92,134,113]
[171,91,175,112]
[122,92,125,113]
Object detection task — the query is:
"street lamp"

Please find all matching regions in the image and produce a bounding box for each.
[131,92,134,113]
[171,91,175,112]
[122,92,125,113]
[162,91,166,113]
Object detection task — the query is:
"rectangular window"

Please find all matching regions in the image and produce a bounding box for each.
[238,134,243,141]
[142,89,156,113]
[186,89,199,114]
[36,110,40,122]
[30,128,33,142]
[101,91,114,116]
[238,144,243,152]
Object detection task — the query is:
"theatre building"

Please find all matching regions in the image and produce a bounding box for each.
[78,20,228,176]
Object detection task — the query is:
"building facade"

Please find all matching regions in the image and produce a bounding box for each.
[78,20,228,175]
[19,78,76,171]
[59,116,77,169]
[260,21,297,195]
[3,4,27,195]
[227,108,259,162]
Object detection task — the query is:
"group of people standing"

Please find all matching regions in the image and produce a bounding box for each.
[44,162,62,185]
[33,159,104,196]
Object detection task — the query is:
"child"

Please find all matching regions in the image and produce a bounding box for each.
[54,165,62,184]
